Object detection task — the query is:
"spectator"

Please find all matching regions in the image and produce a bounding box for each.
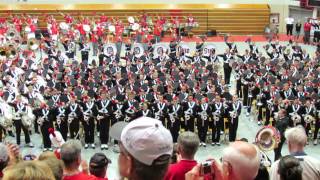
[165,131,199,180]
[254,165,269,180]
[3,161,55,180]
[38,152,64,180]
[110,117,173,180]
[0,143,9,178]
[89,153,111,180]
[185,141,260,180]
[278,155,302,180]
[270,126,320,180]
[170,144,179,164]
[295,20,302,40]
[304,19,312,44]
[60,140,96,180]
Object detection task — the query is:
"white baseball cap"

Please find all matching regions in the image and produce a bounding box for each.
[110,117,173,166]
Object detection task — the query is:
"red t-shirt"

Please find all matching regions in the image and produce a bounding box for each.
[164,160,197,180]
[304,22,311,32]
[63,172,97,180]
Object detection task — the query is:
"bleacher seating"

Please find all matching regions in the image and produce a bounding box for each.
[0,4,270,35]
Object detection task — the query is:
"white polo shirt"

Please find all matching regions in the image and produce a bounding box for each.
[285,17,294,25]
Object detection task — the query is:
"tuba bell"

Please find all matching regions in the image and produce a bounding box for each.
[7,27,20,42]
[304,115,315,124]
[291,113,301,126]
[255,126,281,151]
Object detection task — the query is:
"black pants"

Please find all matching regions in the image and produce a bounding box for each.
[243,85,249,106]
[83,117,95,144]
[229,117,238,142]
[34,120,39,133]
[41,120,53,148]
[99,117,110,144]
[223,63,232,84]
[66,52,75,59]
[112,116,120,144]
[183,117,195,132]
[56,118,68,141]
[286,24,293,35]
[304,31,310,44]
[69,119,79,139]
[313,120,320,140]
[0,127,3,142]
[197,119,209,143]
[81,51,89,62]
[236,80,242,98]
[211,119,222,143]
[14,120,30,145]
[274,136,285,161]
[167,120,180,143]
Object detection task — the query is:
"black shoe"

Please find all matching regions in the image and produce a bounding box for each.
[8,131,15,137]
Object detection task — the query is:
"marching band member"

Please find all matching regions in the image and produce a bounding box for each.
[66,96,82,139]
[228,96,242,142]
[137,102,153,118]
[34,102,54,151]
[303,100,316,140]
[96,92,113,150]
[182,94,197,132]
[211,95,224,146]
[53,101,68,141]
[313,100,320,145]
[167,96,182,143]
[11,95,33,147]
[218,49,234,85]
[79,39,90,63]
[153,94,168,126]
[123,93,138,122]
[197,97,211,147]
[81,95,98,149]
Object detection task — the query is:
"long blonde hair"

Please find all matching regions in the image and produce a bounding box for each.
[3,161,55,180]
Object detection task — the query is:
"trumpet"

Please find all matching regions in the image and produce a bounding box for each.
[290,112,301,126]
[255,126,281,151]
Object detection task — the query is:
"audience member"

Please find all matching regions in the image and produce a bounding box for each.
[278,155,302,180]
[110,117,173,180]
[38,152,64,180]
[60,140,97,180]
[185,141,259,180]
[89,153,111,180]
[3,161,55,180]
[0,143,9,178]
[254,164,269,180]
[165,131,199,180]
[270,126,320,180]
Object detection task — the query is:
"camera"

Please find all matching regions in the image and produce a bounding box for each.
[200,160,214,175]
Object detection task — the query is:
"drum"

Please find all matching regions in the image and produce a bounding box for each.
[109,25,116,33]
[202,44,216,57]
[132,23,140,31]
[153,43,170,58]
[177,42,192,56]
[83,25,91,33]
[103,43,117,56]
[132,43,144,58]
[24,26,31,33]
[128,16,135,24]
[59,22,69,30]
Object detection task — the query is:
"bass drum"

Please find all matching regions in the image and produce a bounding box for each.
[177,42,192,56]
[103,43,117,57]
[202,44,216,57]
[132,43,144,58]
[153,43,170,58]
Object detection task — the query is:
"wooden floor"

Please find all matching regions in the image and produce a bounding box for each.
[0,4,270,35]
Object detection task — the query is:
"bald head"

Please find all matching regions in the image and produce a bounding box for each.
[222,141,260,180]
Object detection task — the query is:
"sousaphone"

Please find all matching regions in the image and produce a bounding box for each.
[255,126,281,151]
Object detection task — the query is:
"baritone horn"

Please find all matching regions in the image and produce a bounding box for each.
[255,126,281,151]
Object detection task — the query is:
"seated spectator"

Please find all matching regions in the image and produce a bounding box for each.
[60,140,97,180]
[185,141,260,180]
[110,117,173,180]
[3,161,55,180]
[270,126,320,180]
[89,153,111,180]
[38,152,64,180]
[165,131,200,180]
[278,155,302,180]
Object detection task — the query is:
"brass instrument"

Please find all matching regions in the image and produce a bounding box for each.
[255,126,281,151]
[290,112,301,126]
[28,38,39,51]
[304,114,315,124]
